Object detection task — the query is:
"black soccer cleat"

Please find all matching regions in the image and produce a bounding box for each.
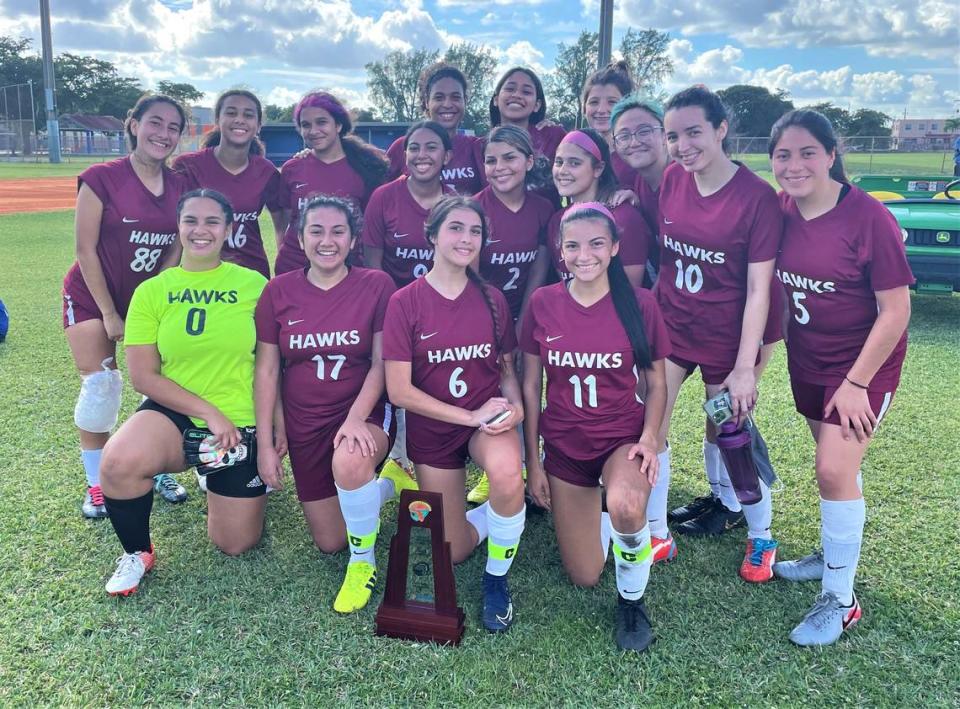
[481,572,514,633]
[667,493,716,524]
[674,497,745,537]
[615,596,655,652]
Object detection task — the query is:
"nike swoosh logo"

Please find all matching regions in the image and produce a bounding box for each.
[496,604,514,624]
[293,182,308,189]
[420,332,438,340]
[287,319,304,326]
[826,563,847,570]
[486,239,501,244]
[663,218,674,224]
[122,217,139,223]
[545,335,563,342]
[393,232,408,239]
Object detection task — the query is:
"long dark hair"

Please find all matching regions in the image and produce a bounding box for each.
[297,194,361,266]
[484,125,551,191]
[581,60,634,111]
[424,196,503,354]
[403,120,453,152]
[665,85,732,154]
[125,93,186,150]
[294,91,388,192]
[418,62,468,116]
[489,67,547,128]
[768,109,847,183]
[201,89,265,156]
[561,128,619,203]
[559,206,652,369]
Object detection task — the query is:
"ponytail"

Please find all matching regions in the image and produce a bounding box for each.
[560,206,652,369]
[466,266,503,356]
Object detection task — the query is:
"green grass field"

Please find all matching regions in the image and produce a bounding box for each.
[0,209,958,706]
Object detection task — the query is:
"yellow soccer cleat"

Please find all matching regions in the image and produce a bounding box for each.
[379,458,418,497]
[467,472,490,504]
[333,562,377,614]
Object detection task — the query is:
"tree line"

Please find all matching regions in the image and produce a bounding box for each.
[2,33,894,138]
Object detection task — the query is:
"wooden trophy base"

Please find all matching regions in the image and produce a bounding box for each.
[374,602,466,646]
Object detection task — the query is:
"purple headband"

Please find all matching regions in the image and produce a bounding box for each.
[294,93,349,128]
[559,130,603,162]
[562,201,615,222]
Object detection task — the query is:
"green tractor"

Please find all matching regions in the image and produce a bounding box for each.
[853,175,960,294]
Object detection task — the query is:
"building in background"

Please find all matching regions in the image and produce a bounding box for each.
[891,118,960,150]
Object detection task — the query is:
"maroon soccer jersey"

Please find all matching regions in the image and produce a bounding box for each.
[172,147,283,278]
[475,187,554,319]
[777,185,914,389]
[632,174,661,240]
[386,133,482,195]
[255,267,395,440]
[361,176,456,288]
[274,154,373,274]
[528,123,567,163]
[546,202,652,282]
[612,151,639,189]
[382,277,517,454]
[520,282,671,458]
[62,157,188,318]
[654,162,782,368]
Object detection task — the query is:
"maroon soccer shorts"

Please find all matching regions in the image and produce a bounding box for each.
[543,437,641,488]
[790,378,894,426]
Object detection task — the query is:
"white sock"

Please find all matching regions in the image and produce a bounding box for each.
[742,479,773,540]
[387,409,411,468]
[646,448,671,538]
[611,523,652,601]
[377,476,395,505]
[703,440,721,498]
[600,511,612,559]
[336,479,382,566]
[821,497,865,606]
[466,502,489,545]
[716,456,743,513]
[486,504,525,576]
[81,448,102,487]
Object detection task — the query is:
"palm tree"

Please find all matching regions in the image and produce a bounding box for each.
[945,118,960,133]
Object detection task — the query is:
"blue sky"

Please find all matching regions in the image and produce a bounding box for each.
[1,0,957,119]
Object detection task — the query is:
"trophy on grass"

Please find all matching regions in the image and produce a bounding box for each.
[374,489,465,645]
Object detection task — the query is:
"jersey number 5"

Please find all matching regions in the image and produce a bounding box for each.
[791,292,810,324]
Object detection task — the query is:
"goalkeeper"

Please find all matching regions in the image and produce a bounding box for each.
[98,189,275,597]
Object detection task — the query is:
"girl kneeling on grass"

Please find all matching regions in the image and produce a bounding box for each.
[521,202,670,652]
[768,110,912,646]
[254,195,416,614]
[99,189,269,596]
[382,196,526,633]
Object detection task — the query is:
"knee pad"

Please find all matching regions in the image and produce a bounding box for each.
[74,359,122,433]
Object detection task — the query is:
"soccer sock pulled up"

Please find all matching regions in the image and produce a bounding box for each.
[103,490,153,554]
[486,503,525,576]
[646,448,671,538]
[336,479,382,566]
[703,440,721,499]
[81,448,103,488]
[742,479,773,541]
[716,456,743,513]
[611,523,652,601]
[821,496,865,606]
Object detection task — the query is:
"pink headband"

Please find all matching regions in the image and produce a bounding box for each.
[562,201,615,223]
[559,130,603,162]
[294,93,349,128]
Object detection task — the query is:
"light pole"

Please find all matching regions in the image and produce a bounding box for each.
[39,0,61,163]
[598,0,613,68]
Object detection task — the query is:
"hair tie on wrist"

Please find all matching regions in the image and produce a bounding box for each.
[845,376,868,390]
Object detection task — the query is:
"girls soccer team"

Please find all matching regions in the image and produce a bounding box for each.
[63,64,912,652]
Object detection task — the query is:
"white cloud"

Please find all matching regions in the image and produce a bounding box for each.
[619,0,958,59]
[498,40,547,75]
[850,71,906,103]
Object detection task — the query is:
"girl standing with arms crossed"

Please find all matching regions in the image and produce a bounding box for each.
[649,86,783,581]
[548,129,651,287]
[522,203,670,652]
[99,189,269,595]
[385,63,482,195]
[63,94,189,518]
[274,92,388,274]
[255,195,416,614]
[383,196,526,633]
[768,110,912,646]
[173,89,284,279]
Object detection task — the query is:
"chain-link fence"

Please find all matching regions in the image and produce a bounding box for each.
[0,82,38,156]
[731,136,955,175]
